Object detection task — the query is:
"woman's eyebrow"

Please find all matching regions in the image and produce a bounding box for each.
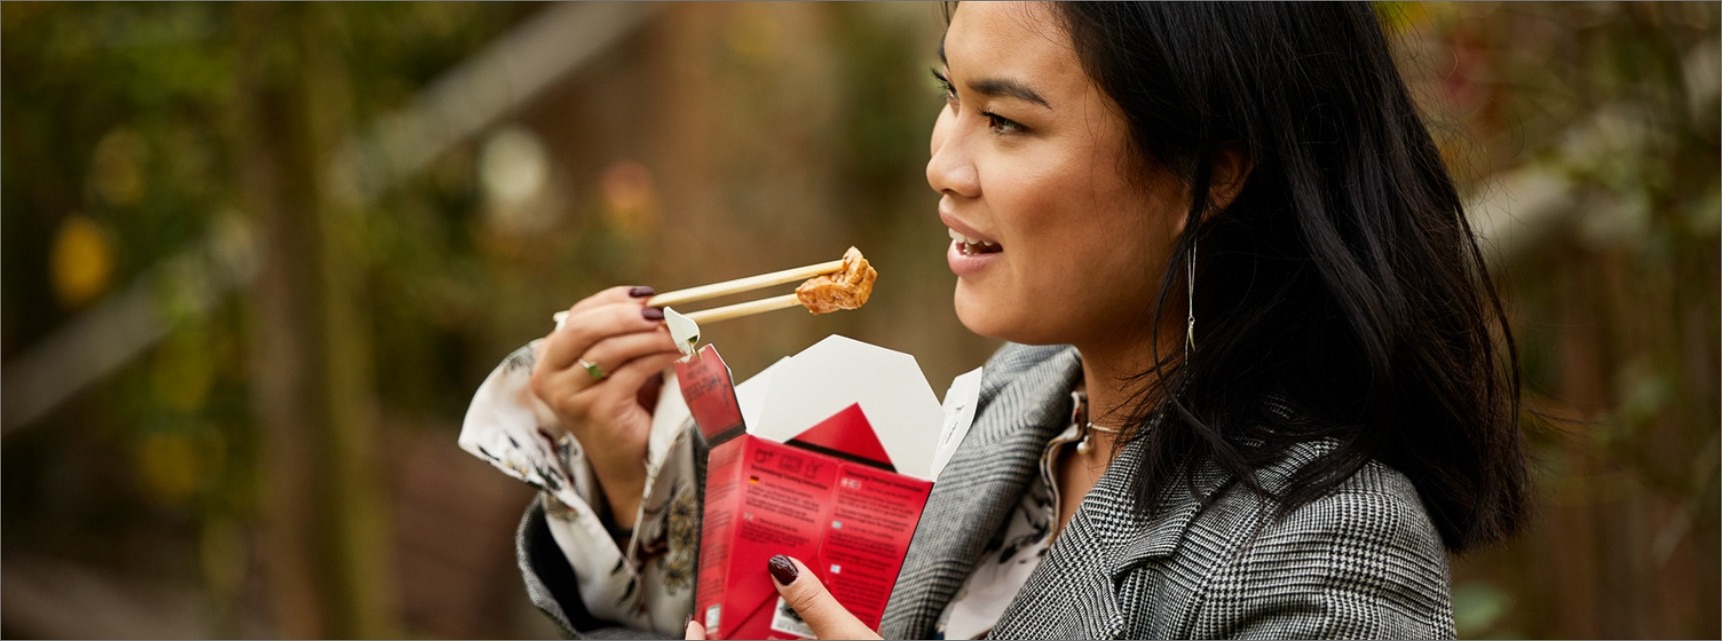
[936,41,1051,109]
[966,78,1051,108]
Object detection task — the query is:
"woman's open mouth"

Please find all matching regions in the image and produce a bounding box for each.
[948,228,1003,256]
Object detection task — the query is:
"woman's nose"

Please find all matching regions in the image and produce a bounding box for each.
[927,106,979,198]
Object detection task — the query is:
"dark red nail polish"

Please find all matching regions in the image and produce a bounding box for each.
[629,286,655,298]
[684,613,694,627]
[768,554,798,585]
[642,307,665,321]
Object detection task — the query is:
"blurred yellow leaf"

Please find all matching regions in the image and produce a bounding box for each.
[91,128,148,206]
[49,214,115,308]
[152,334,214,412]
[138,431,201,506]
[724,5,779,65]
[600,160,660,238]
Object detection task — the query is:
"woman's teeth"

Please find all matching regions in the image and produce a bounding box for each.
[948,228,1000,255]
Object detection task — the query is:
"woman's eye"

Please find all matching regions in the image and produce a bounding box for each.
[983,111,1026,135]
[930,67,956,103]
[929,67,1024,135]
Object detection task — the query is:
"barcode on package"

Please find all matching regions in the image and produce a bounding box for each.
[770,597,814,639]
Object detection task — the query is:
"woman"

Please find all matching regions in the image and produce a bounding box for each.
[464,2,1527,638]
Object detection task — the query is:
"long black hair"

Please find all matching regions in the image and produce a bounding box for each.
[1049,2,1528,552]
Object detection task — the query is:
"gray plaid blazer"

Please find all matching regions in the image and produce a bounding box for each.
[517,343,1457,639]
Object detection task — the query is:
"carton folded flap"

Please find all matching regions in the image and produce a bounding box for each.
[931,366,983,480]
[736,356,789,429]
[727,581,786,639]
[786,403,892,471]
[751,335,944,480]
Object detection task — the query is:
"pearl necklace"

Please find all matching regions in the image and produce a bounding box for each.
[1077,422,1120,455]
[1070,388,1124,456]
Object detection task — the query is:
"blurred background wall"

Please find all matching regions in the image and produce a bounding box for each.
[1,2,1716,638]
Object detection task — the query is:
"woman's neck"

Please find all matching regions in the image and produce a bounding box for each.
[1075,325,1184,440]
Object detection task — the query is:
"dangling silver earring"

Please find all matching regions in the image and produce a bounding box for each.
[1184,240,1197,359]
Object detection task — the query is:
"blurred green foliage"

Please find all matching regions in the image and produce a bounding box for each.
[1390,3,1720,638]
[3,3,537,637]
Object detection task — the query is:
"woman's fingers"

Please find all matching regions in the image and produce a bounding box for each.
[685,618,707,640]
[599,350,682,401]
[564,285,655,318]
[577,328,679,379]
[534,328,677,407]
[585,325,678,365]
[529,309,675,454]
[769,555,881,641]
[539,302,664,373]
[566,350,682,423]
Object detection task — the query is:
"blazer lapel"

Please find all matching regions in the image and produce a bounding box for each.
[880,345,1082,639]
[992,415,1235,639]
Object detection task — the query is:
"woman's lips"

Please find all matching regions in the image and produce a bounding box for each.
[941,213,1001,277]
[947,227,1002,255]
[947,238,1001,277]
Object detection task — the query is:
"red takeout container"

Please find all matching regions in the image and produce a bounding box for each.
[675,335,981,640]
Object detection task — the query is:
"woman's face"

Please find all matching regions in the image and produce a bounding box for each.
[929,2,1186,351]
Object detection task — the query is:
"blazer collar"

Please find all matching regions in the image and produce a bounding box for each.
[884,345,1301,639]
[994,402,1342,638]
[880,344,1083,639]
[1085,394,1327,571]
[990,421,1235,639]
[1109,429,1235,567]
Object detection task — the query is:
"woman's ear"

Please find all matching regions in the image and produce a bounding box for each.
[1206,143,1253,215]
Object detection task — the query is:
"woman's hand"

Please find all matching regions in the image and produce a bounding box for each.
[769,555,881,640]
[682,555,879,640]
[530,285,681,530]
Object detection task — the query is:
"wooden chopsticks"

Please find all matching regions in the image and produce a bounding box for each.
[553,257,846,328]
[678,293,803,324]
[645,258,843,308]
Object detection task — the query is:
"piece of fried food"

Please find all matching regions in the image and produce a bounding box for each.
[795,247,876,314]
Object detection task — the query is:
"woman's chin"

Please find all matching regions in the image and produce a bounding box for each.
[952,285,1000,338]
[953,286,1027,343]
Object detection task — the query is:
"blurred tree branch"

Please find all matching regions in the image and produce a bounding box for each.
[234,3,392,637]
